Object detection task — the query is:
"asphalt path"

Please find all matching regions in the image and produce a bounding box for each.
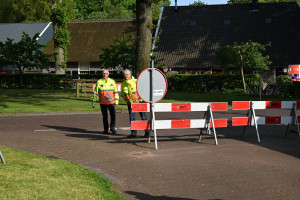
[0,109,300,200]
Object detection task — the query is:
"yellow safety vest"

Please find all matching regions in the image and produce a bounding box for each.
[121,76,140,103]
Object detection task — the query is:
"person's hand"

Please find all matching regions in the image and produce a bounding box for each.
[92,105,95,109]
[116,104,118,107]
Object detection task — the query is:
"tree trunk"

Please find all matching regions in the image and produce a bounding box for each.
[52,0,65,74]
[18,66,23,88]
[241,67,246,92]
[136,0,153,74]
[54,45,65,74]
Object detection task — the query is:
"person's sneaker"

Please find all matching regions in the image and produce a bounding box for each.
[103,130,109,134]
[127,134,137,138]
[111,129,117,135]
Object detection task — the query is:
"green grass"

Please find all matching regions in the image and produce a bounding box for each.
[1,88,297,113]
[0,146,124,200]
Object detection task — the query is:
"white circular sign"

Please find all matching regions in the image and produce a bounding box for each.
[136,68,168,103]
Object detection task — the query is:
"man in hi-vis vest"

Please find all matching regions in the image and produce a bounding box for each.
[121,69,150,138]
[92,69,119,134]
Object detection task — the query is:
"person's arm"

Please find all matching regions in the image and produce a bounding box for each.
[113,81,119,105]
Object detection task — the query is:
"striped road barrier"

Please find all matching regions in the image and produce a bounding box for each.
[232,101,300,142]
[131,102,228,149]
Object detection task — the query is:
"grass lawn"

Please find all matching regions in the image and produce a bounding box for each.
[0,88,296,113]
[0,146,124,200]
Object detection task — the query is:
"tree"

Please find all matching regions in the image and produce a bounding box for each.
[51,0,71,74]
[99,33,136,73]
[0,32,50,87]
[0,0,76,23]
[216,41,271,92]
[99,32,165,74]
[136,0,153,74]
[189,1,206,6]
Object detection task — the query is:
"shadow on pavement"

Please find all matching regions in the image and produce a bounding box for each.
[218,125,300,159]
[125,191,200,200]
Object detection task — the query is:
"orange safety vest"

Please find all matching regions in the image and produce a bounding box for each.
[92,78,119,106]
[99,89,115,104]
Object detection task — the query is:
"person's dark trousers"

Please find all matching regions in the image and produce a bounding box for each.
[100,104,116,131]
[127,103,149,135]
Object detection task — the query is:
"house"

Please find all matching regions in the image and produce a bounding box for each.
[43,19,136,76]
[154,2,300,81]
[0,22,53,73]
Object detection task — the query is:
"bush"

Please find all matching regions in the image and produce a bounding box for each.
[166,74,260,92]
[0,73,72,89]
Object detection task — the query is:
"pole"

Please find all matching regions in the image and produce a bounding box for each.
[150,59,158,150]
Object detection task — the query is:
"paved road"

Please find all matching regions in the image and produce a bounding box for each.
[0,110,300,200]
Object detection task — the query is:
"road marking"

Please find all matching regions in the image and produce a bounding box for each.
[34,129,56,132]
[118,127,131,130]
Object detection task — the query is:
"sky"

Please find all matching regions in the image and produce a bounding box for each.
[170,0,228,6]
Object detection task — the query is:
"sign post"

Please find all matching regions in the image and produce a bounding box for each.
[136,64,167,150]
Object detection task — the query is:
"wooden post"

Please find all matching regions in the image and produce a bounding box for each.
[76,82,80,98]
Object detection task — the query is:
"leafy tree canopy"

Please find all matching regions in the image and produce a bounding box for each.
[189,1,207,6]
[99,32,165,74]
[0,0,76,23]
[216,41,271,91]
[0,0,170,22]
[0,32,51,86]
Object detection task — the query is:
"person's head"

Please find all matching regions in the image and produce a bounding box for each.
[123,69,131,81]
[102,69,109,79]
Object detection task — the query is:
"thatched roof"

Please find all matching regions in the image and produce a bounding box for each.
[44,19,136,62]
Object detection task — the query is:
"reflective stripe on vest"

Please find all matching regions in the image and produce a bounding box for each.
[99,90,114,104]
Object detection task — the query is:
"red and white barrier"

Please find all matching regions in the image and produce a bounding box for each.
[131,102,228,149]
[131,119,228,130]
[132,102,228,112]
[232,101,300,142]
[232,101,300,110]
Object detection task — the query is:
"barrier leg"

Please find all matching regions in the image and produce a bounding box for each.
[0,150,5,164]
[199,112,205,142]
[286,103,300,138]
[209,105,218,145]
[251,102,260,143]
[241,109,250,138]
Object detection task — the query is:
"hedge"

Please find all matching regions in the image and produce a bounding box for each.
[166,74,260,92]
[0,74,72,89]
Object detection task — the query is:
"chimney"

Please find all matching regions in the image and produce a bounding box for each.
[175,0,177,11]
[250,0,259,12]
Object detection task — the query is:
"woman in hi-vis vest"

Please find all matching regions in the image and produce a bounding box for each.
[92,69,119,134]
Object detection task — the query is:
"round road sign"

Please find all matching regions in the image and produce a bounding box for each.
[136,68,167,103]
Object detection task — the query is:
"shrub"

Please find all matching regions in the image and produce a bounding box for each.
[166,74,260,92]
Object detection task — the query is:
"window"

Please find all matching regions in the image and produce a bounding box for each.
[190,20,197,27]
[224,19,230,25]
[78,62,90,75]
[265,18,272,24]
